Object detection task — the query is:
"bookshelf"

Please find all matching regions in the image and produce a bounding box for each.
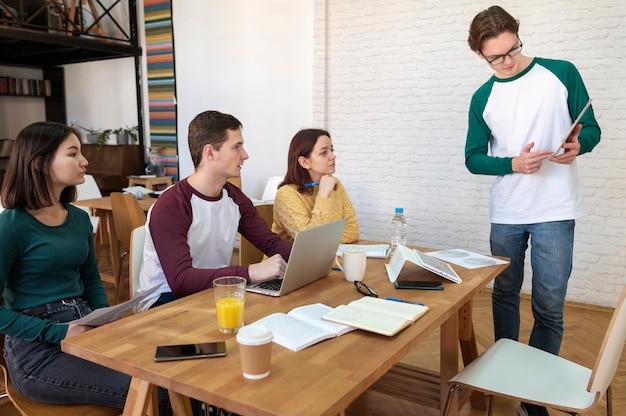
[0,0,144,168]
[0,76,51,97]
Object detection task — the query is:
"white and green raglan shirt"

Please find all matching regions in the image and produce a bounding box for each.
[465,57,600,225]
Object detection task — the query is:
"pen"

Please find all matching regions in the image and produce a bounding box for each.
[332,267,341,271]
[304,182,320,187]
[385,297,424,306]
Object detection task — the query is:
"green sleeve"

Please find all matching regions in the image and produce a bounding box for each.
[560,61,600,154]
[465,81,514,176]
[538,58,601,155]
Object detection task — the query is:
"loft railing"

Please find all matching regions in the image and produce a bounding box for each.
[0,0,134,45]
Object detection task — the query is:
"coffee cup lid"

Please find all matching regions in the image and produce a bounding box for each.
[236,325,273,345]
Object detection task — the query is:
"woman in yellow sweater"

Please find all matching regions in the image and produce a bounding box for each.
[272,128,359,243]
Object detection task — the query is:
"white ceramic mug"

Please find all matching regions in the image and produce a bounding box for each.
[335,249,367,282]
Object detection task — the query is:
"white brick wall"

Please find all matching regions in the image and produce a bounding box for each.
[313,0,626,307]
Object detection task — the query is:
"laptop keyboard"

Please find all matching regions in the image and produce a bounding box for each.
[257,279,283,291]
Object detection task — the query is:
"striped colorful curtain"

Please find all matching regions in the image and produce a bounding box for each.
[144,0,178,180]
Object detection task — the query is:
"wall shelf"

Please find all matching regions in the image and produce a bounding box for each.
[0,0,145,170]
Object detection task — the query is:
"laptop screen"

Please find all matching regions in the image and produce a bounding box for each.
[247,219,346,296]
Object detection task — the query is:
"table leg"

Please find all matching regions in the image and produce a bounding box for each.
[440,311,459,416]
[458,300,487,410]
[123,377,154,416]
[168,391,193,415]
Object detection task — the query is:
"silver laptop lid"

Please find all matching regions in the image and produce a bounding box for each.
[247,219,346,296]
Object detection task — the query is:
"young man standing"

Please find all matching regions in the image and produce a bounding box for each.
[137,110,292,312]
[466,7,600,416]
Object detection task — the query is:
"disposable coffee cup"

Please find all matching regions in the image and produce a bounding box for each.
[236,325,273,380]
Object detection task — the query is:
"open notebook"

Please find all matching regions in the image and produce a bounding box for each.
[246,219,346,296]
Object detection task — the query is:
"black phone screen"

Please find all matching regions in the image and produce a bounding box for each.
[154,342,227,361]
[394,280,443,290]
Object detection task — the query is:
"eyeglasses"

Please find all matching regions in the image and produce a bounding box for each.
[354,281,378,298]
[481,37,523,66]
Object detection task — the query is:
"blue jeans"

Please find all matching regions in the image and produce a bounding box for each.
[490,220,574,355]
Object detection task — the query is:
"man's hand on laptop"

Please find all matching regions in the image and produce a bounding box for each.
[248,254,287,283]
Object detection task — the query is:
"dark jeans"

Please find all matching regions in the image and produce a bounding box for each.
[5,299,195,415]
[5,300,130,408]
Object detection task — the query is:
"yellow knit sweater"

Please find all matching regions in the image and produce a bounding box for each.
[271,179,359,243]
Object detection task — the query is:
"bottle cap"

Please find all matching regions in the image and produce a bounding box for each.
[395,208,403,214]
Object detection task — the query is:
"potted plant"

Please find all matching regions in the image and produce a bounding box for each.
[78,125,111,149]
[112,125,138,145]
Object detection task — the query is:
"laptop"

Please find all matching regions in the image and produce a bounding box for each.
[246,219,346,296]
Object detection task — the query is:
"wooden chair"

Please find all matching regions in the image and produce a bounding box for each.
[0,334,119,416]
[239,204,273,265]
[442,284,626,416]
[227,176,242,189]
[110,193,147,304]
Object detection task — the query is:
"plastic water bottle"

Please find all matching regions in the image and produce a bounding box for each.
[390,207,407,253]
[146,149,161,176]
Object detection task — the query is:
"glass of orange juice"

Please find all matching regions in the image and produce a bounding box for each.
[214,276,246,334]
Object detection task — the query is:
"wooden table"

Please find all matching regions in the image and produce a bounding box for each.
[127,176,173,191]
[62,252,507,416]
[74,196,155,284]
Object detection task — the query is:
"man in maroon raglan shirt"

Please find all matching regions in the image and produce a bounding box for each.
[137,110,292,311]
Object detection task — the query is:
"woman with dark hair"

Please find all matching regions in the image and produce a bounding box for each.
[0,121,131,409]
[272,128,359,243]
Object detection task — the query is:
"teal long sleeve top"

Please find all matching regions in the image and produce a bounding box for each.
[0,204,109,344]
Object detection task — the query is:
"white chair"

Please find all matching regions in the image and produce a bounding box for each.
[442,285,626,416]
[129,225,145,310]
[261,175,283,202]
[76,174,102,200]
[75,174,103,235]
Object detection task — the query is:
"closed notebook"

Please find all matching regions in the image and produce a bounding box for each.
[322,297,429,337]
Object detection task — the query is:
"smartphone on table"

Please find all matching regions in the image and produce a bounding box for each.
[394,280,443,290]
[154,341,227,362]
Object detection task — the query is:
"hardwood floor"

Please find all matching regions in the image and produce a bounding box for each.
[345,292,625,416]
[2,246,624,415]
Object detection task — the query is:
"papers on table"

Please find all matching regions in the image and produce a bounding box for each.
[70,286,159,326]
[250,199,274,206]
[427,249,509,269]
[122,186,150,198]
[336,244,390,259]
